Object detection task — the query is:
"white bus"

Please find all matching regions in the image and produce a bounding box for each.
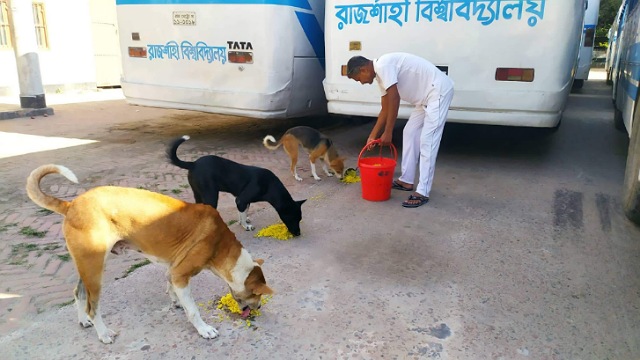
[605,4,624,85]
[611,0,640,224]
[323,0,586,128]
[609,1,630,101]
[115,0,327,119]
[574,0,601,89]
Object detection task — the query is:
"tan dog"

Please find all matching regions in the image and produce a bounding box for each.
[263,126,345,181]
[26,164,274,344]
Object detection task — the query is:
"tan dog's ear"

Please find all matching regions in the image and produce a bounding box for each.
[255,258,265,265]
[253,283,275,295]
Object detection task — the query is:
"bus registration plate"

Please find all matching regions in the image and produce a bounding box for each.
[173,11,196,26]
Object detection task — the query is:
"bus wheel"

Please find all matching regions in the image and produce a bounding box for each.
[623,116,640,225]
[614,107,626,132]
[572,79,584,89]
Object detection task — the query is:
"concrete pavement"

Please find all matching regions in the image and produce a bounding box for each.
[1,76,640,359]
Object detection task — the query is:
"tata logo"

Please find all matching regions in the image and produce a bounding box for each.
[227,41,253,50]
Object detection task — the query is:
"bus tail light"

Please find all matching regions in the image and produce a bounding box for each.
[128,47,147,58]
[229,51,253,64]
[495,68,534,82]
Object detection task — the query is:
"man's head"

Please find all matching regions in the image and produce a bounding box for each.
[347,56,375,84]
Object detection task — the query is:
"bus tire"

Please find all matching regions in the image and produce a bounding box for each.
[623,115,640,225]
[614,107,626,132]
[572,79,584,89]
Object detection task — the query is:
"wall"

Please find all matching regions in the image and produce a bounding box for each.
[0,0,98,96]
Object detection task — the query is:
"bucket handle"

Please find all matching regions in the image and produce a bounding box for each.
[358,139,398,163]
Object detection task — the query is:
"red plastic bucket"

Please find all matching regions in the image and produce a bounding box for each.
[357,140,398,201]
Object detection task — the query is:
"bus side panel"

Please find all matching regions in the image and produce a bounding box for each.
[287,0,328,116]
[575,0,601,81]
[615,1,640,135]
[612,1,632,102]
[323,0,585,127]
[606,6,625,84]
[116,2,325,118]
[287,57,327,117]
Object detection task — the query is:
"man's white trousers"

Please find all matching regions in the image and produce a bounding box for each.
[399,87,454,197]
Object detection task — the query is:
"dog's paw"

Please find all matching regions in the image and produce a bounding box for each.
[79,319,93,328]
[98,328,118,344]
[295,175,303,181]
[326,172,334,177]
[171,300,183,309]
[242,224,255,231]
[313,176,322,181]
[197,324,219,339]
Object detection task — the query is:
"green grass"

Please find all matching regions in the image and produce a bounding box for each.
[0,222,18,232]
[227,219,238,226]
[137,185,147,190]
[12,243,38,253]
[36,209,54,216]
[9,243,38,265]
[120,259,152,278]
[171,188,183,194]
[9,242,65,266]
[57,299,75,308]
[57,253,71,262]
[19,226,47,238]
[37,243,61,257]
[180,184,190,188]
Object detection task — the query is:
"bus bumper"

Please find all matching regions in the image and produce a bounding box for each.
[327,101,562,128]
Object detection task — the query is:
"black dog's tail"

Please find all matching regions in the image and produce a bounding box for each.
[167,135,194,170]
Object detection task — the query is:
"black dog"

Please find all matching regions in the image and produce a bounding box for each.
[167,135,305,236]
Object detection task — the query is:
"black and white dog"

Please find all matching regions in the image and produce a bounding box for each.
[167,135,305,236]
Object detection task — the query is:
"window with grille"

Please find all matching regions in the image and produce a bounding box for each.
[0,0,11,49]
[32,2,48,49]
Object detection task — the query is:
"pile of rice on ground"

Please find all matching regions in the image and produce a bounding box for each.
[199,292,272,328]
[341,168,361,184]
[254,223,294,240]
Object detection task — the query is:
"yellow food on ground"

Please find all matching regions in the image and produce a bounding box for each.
[310,193,324,200]
[341,168,361,184]
[255,223,294,240]
[217,293,244,314]
[217,292,273,326]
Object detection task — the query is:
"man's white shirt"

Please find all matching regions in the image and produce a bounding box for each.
[373,52,454,106]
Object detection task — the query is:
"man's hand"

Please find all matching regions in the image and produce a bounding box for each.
[366,136,377,150]
[379,131,393,145]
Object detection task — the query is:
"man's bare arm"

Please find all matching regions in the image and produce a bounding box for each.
[380,84,400,145]
[368,95,389,142]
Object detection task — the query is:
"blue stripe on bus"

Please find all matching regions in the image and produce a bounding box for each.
[116,0,311,10]
[622,74,639,101]
[295,11,325,69]
[623,43,640,100]
[583,24,596,29]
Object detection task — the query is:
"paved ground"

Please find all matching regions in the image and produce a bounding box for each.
[1,72,639,359]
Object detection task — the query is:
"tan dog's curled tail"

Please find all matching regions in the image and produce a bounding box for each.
[26,164,78,216]
[262,135,282,150]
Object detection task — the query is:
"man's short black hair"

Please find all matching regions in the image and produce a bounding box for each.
[347,56,370,76]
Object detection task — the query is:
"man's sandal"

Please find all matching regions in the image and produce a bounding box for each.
[392,180,413,191]
[402,194,429,208]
